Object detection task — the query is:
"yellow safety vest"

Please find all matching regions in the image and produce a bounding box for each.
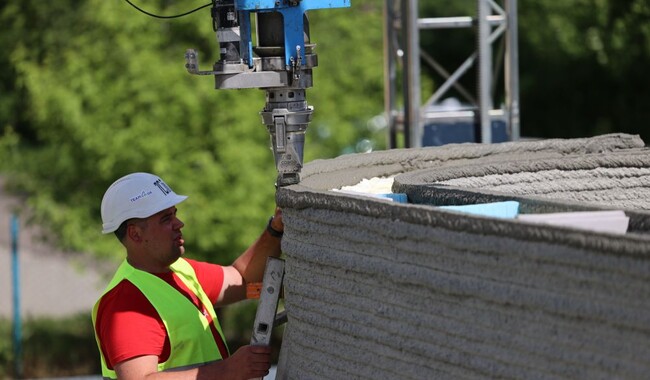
[92,258,228,379]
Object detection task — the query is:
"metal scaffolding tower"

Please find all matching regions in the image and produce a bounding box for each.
[384,0,520,148]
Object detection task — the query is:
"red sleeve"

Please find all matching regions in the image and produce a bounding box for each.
[184,258,225,304]
[95,280,168,369]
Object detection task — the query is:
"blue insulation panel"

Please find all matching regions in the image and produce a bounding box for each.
[422,118,510,146]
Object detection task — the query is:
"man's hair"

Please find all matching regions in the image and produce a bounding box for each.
[114,220,130,242]
[114,218,147,242]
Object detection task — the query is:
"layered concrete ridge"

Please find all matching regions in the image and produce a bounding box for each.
[396,148,650,211]
[275,134,650,379]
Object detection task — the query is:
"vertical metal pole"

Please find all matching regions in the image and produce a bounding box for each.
[505,0,520,140]
[383,0,398,149]
[11,214,23,379]
[401,0,421,148]
[477,0,493,143]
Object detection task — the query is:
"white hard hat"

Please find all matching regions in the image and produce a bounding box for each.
[100,172,188,234]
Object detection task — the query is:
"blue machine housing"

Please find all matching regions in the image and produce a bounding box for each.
[235,0,350,67]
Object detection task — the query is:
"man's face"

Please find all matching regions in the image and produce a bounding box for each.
[139,206,185,268]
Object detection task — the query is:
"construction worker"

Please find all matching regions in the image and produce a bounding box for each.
[92,172,283,379]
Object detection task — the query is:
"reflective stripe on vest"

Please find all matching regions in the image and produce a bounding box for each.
[92,258,228,379]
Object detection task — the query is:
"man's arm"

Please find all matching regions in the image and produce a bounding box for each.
[114,345,272,380]
[218,207,284,306]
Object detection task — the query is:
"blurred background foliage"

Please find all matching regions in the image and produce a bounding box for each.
[419,0,650,140]
[0,315,101,378]
[0,0,649,376]
[1,0,648,263]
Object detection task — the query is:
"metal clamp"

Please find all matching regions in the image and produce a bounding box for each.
[290,45,302,81]
[274,116,287,153]
[184,49,217,76]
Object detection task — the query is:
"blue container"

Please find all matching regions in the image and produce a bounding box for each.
[421,115,509,147]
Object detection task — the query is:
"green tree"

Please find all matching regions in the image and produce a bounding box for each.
[308,2,386,155]
[0,0,384,263]
[0,1,278,262]
[417,0,650,141]
[517,0,650,140]
[2,0,648,264]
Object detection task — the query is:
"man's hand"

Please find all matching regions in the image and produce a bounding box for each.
[214,345,272,380]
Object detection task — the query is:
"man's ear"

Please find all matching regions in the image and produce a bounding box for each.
[127,223,143,243]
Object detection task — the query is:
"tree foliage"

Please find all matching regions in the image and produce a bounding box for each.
[418,0,650,141]
[517,0,650,139]
[0,0,648,263]
[1,1,284,262]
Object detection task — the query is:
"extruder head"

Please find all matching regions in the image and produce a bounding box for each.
[185,0,350,187]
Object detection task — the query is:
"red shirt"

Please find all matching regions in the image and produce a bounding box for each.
[95,259,227,369]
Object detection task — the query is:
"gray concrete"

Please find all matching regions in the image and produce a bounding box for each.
[395,149,650,211]
[275,134,650,379]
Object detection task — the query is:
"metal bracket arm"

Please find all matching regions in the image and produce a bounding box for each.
[184,49,216,76]
[274,116,287,154]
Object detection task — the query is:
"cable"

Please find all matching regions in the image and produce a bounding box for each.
[123,0,211,19]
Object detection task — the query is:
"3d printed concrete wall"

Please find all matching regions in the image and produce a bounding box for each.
[275,134,650,379]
